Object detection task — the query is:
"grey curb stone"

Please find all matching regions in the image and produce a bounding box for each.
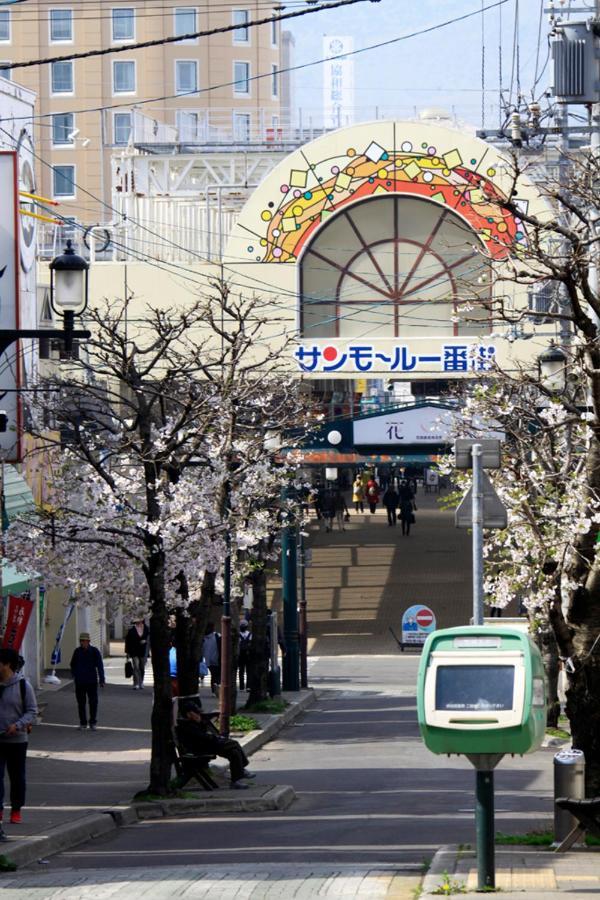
[421,844,464,896]
[134,785,296,819]
[1,812,116,869]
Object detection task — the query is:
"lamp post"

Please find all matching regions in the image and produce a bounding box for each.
[538,344,568,394]
[0,241,91,357]
[281,482,300,691]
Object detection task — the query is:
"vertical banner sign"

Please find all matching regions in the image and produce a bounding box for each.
[2,594,34,651]
[323,36,354,130]
[50,602,75,665]
[0,152,20,460]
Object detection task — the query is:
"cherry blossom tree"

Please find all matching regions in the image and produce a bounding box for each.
[6,284,310,795]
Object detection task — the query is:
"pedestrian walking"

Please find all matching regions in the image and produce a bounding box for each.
[238,620,251,691]
[333,491,349,531]
[321,489,336,532]
[365,477,380,514]
[202,623,221,695]
[352,475,365,512]
[398,482,416,537]
[0,648,37,833]
[70,632,105,730]
[382,485,399,526]
[124,618,150,690]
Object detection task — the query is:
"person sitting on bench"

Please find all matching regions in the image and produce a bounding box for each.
[176,700,255,790]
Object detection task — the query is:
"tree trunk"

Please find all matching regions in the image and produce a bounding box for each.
[246,565,269,707]
[533,621,561,728]
[147,572,173,797]
[566,658,600,795]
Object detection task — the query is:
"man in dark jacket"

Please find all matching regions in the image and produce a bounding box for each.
[176,700,254,789]
[70,632,105,730]
[0,648,37,833]
[382,485,399,526]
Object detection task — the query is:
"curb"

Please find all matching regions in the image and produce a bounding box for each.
[3,687,316,870]
[421,844,463,897]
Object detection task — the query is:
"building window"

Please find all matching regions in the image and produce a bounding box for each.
[113,60,135,93]
[232,9,249,43]
[176,110,203,141]
[50,9,73,42]
[0,62,11,80]
[0,11,9,43]
[113,111,132,145]
[233,61,250,95]
[271,17,277,47]
[271,64,278,98]
[53,165,76,198]
[233,112,250,142]
[52,112,74,145]
[174,7,197,42]
[51,60,73,93]
[112,7,135,42]
[175,60,198,95]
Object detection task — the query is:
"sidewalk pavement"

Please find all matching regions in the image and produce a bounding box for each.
[422,843,600,898]
[0,661,315,870]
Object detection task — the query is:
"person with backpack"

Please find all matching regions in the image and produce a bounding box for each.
[366,477,380,514]
[0,648,37,832]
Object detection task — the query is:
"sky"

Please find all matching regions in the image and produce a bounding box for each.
[287,0,569,131]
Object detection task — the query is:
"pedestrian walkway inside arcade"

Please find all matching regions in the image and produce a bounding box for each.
[301,487,480,656]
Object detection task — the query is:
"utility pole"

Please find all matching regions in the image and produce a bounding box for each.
[281,485,299,691]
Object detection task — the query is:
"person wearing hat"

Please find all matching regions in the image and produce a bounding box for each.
[176,699,255,789]
[70,633,105,731]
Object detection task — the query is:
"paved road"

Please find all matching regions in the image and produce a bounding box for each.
[37,656,553,873]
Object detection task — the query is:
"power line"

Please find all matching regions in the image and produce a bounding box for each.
[3,0,512,123]
[2,0,376,72]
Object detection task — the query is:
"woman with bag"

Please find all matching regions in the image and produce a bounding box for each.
[124,619,150,690]
[365,478,380,514]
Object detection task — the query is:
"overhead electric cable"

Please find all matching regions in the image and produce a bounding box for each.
[2,0,376,72]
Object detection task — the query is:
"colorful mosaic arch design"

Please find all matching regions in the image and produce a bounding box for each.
[242,136,526,264]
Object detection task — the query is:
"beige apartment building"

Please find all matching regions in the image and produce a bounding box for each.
[0,1,290,225]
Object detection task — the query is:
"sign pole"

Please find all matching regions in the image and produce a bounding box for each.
[472,443,484,625]
[475,767,496,890]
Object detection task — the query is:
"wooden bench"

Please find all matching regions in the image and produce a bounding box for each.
[554,797,600,851]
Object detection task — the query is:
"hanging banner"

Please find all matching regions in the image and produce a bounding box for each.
[2,594,33,651]
[50,602,75,665]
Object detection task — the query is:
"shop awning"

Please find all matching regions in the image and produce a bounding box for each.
[3,465,35,522]
[1,562,31,596]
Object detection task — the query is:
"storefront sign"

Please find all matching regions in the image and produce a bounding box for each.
[294,341,496,375]
[353,405,503,447]
[2,594,33,652]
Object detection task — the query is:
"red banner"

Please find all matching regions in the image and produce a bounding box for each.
[2,595,33,651]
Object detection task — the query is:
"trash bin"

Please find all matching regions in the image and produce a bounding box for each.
[554,749,585,843]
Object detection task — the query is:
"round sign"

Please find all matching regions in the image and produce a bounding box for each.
[416,607,434,628]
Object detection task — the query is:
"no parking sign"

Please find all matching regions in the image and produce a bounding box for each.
[401,604,436,646]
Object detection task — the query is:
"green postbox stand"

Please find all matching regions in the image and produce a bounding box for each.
[416,626,547,890]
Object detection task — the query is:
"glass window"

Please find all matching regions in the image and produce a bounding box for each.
[53,165,76,198]
[51,60,73,93]
[232,9,249,43]
[52,112,74,145]
[0,62,11,80]
[114,111,132,145]
[271,17,277,46]
[50,9,73,42]
[233,112,250,142]
[0,11,9,43]
[233,61,250,95]
[271,64,278,97]
[435,665,516,712]
[112,7,135,42]
[174,7,196,41]
[113,60,135,93]
[175,60,197,95]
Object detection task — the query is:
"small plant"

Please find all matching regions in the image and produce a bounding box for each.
[546,726,570,739]
[229,713,260,732]
[246,699,288,714]
[432,871,466,895]
[496,829,599,847]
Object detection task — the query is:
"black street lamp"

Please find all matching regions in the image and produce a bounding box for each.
[0,241,91,357]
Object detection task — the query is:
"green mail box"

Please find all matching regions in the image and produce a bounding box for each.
[417,626,546,756]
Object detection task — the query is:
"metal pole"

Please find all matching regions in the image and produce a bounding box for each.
[219,547,232,737]
[298,525,308,689]
[475,768,495,890]
[281,485,299,691]
[472,443,484,625]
